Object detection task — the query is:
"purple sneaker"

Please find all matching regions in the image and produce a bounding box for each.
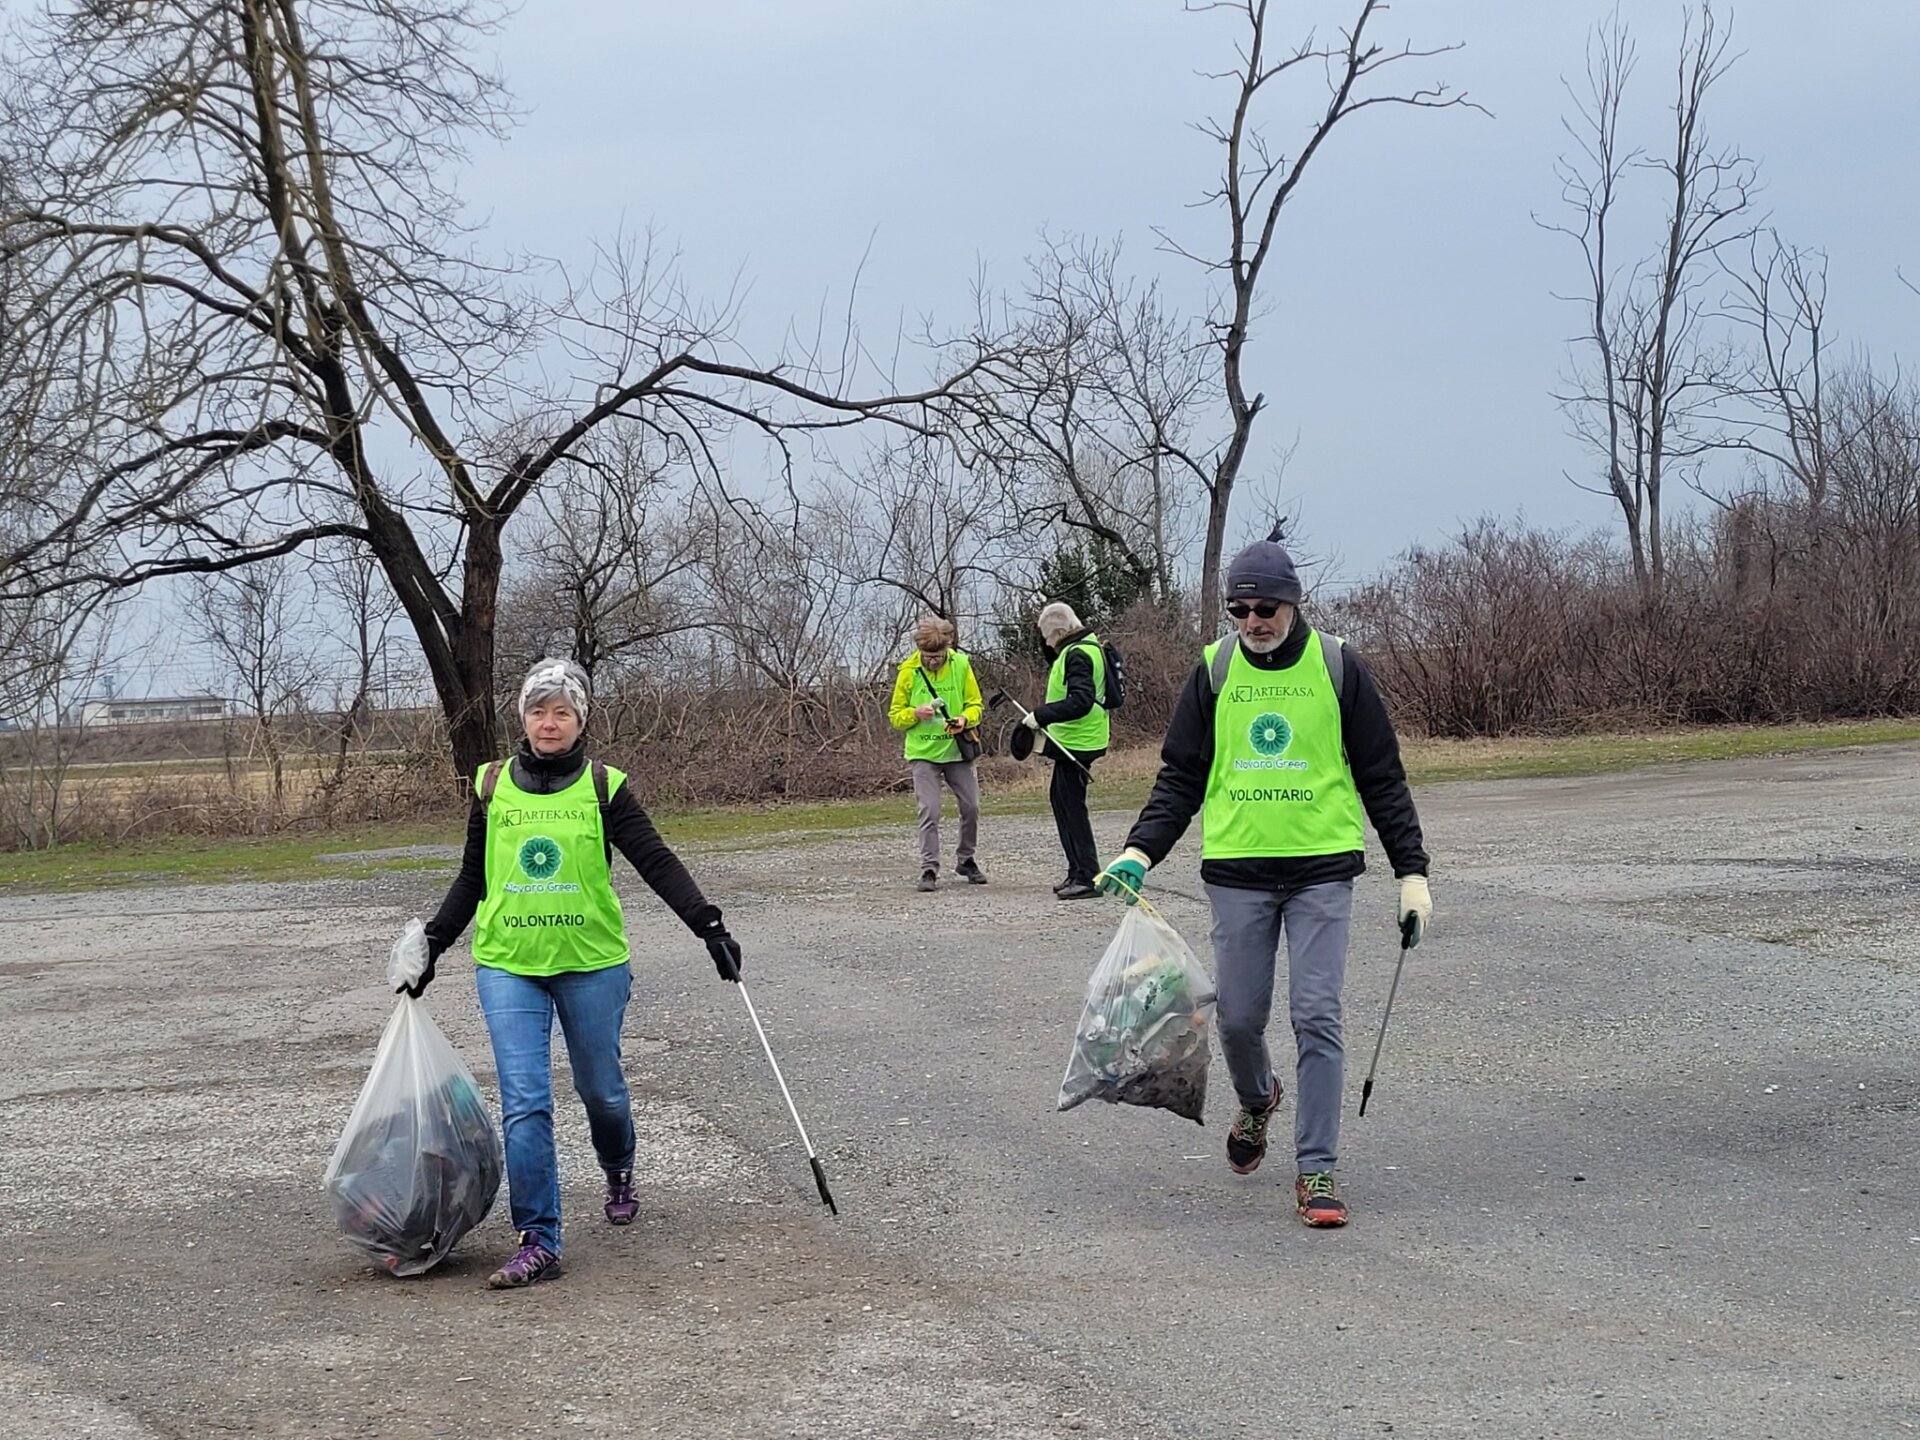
[486,1233,561,1290]
[604,1170,639,1226]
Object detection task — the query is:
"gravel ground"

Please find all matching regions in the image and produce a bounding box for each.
[4,744,1920,1438]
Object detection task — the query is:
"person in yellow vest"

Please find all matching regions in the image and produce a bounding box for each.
[1094,538,1432,1228]
[401,658,744,1288]
[1020,602,1110,900]
[888,615,986,892]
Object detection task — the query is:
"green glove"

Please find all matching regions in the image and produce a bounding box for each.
[1095,847,1151,904]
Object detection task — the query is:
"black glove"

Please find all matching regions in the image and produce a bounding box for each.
[396,941,443,1000]
[397,957,435,999]
[706,930,743,984]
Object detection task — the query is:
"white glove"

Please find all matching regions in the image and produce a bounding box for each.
[1021,712,1042,730]
[386,918,431,991]
[1398,875,1432,947]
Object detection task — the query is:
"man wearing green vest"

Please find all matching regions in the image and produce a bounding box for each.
[1095,537,1432,1227]
[1022,602,1111,900]
[889,615,987,892]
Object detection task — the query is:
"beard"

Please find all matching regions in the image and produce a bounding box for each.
[1240,630,1285,654]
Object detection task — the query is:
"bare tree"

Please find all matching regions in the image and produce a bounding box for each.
[0,594,116,849]
[496,428,707,708]
[0,0,1006,776]
[189,558,316,807]
[1548,5,1757,593]
[1168,0,1478,620]
[823,437,1031,635]
[313,540,402,785]
[1718,230,1833,517]
[998,236,1212,607]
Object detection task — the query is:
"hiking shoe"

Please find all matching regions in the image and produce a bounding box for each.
[487,1233,561,1289]
[1225,1086,1283,1174]
[956,859,988,886]
[1295,1171,1349,1228]
[604,1170,639,1226]
[1052,877,1074,896]
[1056,881,1099,900]
[917,869,938,893]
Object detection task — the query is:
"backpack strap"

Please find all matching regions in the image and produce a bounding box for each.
[1320,631,1345,701]
[1208,631,1345,700]
[480,757,610,808]
[1207,637,1238,694]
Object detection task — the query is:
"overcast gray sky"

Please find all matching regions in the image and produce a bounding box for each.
[454,0,1918,583]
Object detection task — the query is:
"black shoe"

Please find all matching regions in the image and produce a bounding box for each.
[916,869,938,893]
[1226,1085,1284,1174]
[1056,881,1099,900]
[956,859,988,886]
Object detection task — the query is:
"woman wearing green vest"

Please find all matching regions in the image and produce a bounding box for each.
[1020,602,1110,900]
[404,658,744,1289]
[1094,537,1432,1229]
[887,615,986,892]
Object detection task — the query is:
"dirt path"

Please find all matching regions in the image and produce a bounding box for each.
[5,745,1919,1438]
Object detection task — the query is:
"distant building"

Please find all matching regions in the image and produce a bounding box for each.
[69,695,230,727]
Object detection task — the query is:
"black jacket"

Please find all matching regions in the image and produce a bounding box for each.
[1124,617,1428,892]
[425,739,721,960]
[1030,629,1099,729]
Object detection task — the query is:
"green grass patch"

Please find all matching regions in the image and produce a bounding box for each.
[3,718,1917,892]
[1400,718,1920,784]
[0,821,456,892]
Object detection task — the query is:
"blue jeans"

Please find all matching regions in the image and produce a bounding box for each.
[474,962,635,1254]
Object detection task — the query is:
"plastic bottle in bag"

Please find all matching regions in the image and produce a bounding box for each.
[1058,905,1217,1125]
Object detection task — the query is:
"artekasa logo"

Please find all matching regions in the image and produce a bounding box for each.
[1234,711,1308,772]
[506,835,582,894]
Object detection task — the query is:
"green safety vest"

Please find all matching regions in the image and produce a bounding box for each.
[473,763,630,976]
[903,651,977,763]
[1201,630,1364,860]
[1044,636,1110,752]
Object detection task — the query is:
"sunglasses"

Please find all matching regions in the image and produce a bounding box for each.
[1226,599,1287,620]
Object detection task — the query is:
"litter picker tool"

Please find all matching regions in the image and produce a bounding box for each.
[732,975,837,1214]
[986,688,1095,778]
[1357,914,1420,1119]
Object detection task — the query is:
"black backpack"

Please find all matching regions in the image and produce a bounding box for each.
[1096,638,1126,711]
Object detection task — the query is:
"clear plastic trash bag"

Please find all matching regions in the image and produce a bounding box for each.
[1058,904,1217,1125]
[323,997,502,1276]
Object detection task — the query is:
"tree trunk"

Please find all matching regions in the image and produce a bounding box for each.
[444,518,504,778]
[1201,405,1259,624]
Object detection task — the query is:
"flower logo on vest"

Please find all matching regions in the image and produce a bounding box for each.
[518,835,564,880]
[1248,712,1293,757]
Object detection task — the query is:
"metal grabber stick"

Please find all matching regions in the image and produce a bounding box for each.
[985,689,1095,778]
[1358,914,1420,1119]
[733,976,837,1214]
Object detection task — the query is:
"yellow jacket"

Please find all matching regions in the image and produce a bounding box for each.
[888,650,984,762]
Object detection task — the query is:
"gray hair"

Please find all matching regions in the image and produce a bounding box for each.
[1036,602,1082,645]
[518,657,590,721]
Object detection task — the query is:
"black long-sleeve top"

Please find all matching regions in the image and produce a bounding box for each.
[424,738,721,959]
[1124,616,1429,892]
[1030,629,1098,729]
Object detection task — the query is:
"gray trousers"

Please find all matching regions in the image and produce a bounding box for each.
[910,759,979,871]
[1207,879,1354,1174]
